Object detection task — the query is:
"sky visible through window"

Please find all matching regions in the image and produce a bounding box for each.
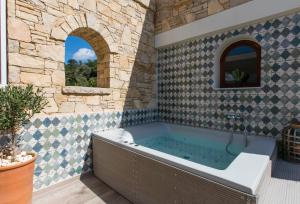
[64,36,98,87]
[65,36,97,63]
[228,46,254,56]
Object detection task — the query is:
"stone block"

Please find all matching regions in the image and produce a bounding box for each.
[83,0,96,12]
[62,87,111,95]
[51,27,67,41]
[52,70,65,85]
[43,87,57,94]
[59,102,75,113]
[42,12,57,29]
[208,0,225,15]
[9,53,44,69]
[8,40,20,53]
[20,48,38,56]
[16,11,39,23]
[86,13,97,28]
[86,96,100,105]
[119,71,131,81]
[110,78,124,88]
[7,0,16,17]
[122,26,132,46]
[8,18,31,42]
[8,66,20,83]
[45,60,59,69]
[20,72,51,87]
[54,94,68,104]
[20,67,44,74]
[65,15,79,30]
[75,103,91,113]
[68,0,79,9]
[37,45,65,62]
[44,98,59,113]
[43,0,59,7]
[20,42,35,50]
[119,55,129,68]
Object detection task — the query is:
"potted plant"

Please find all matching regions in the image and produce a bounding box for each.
[0,85,47,204]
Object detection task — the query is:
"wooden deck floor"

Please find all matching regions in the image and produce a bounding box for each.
[33,160,300,204]
[33,174,131,204]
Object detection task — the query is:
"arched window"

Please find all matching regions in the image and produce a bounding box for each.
[64,27,111,89]
[220,40,261,88]
[65,36,97,87]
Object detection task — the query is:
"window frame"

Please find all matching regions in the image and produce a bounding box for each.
[220,40,261,88]
[0,0,7,86]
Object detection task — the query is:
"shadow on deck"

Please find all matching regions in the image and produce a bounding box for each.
[33,173,131,204]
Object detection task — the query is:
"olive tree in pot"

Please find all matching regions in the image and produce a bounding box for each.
[0,85,47,204]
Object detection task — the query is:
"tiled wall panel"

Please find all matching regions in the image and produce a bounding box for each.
[157,11,300,138]
[15,109,157,190]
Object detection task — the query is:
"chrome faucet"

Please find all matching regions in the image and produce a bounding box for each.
[243,128,248,147]
[225,113,248,148]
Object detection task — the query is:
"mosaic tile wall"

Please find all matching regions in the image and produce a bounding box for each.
[18,109,158,190]
[157,11,300,138]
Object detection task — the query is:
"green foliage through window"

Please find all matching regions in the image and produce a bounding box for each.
[65,59,97,87]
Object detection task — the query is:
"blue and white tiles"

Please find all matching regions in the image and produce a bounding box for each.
[19,109,158,190]
[157,11,300,138]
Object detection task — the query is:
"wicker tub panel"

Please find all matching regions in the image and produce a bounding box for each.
[93,137,257,204]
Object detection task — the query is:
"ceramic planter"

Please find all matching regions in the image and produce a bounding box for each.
[0,153,36,204]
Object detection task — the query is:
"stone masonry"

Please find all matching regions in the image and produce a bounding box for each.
[155,0,252,33]
[6,0,255,115]
[7,0,156,114]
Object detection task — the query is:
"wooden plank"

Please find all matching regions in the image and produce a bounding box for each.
[32,173,131,204]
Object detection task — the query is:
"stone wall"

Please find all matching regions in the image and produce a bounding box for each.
[155,0,252,33]
[7,0,157,114]
[6,0,159,191]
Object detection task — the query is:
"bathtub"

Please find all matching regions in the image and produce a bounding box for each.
[92,123,276,204]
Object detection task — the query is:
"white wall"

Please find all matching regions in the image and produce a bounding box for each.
[155,0,300,48]
[1,0,7,86]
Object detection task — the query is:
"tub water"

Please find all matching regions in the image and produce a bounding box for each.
[136,133,243,170]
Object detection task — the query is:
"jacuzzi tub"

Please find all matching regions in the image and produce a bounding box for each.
[92,123,276,204]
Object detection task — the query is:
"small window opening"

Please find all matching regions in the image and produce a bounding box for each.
[65,36,97,87]
[220,40,261,88]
